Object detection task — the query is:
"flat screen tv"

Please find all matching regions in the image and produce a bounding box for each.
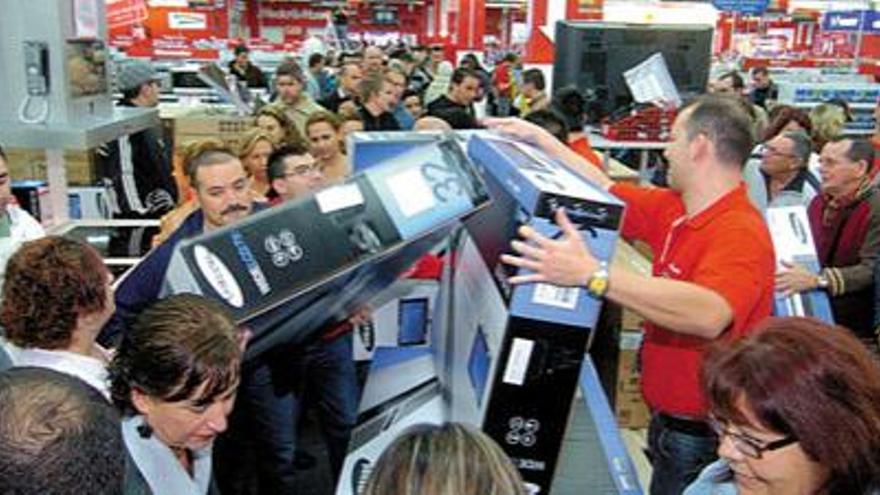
[553,21,713,119]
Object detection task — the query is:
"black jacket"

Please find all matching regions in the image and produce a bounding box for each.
[427,95,480,130]
[228,61,268,89]
[358,105,401,131]
[98,101,177,219]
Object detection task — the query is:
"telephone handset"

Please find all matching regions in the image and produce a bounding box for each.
[23,41,49,96]
[18,41,50,124]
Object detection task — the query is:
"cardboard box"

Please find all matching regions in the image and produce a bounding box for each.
[615,330,650,429]
[613,240,652,331]
[171,115,255,151]
[4,148,98,185]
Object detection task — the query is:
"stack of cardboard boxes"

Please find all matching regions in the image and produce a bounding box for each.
[611,240,652,429]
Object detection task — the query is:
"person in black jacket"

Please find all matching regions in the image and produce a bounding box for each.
[228,44,268,89]
[320,62,362,113]
[357,73,401,131]
[426,67,482,130]
[99,60,177,219]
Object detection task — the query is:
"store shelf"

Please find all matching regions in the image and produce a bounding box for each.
[791,101,877,109]
[0,106,158,151]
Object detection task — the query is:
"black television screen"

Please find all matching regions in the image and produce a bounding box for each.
[553,21,713,119]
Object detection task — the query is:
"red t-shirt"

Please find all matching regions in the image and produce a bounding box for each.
[610,182,775,418]
[569,136,603,169]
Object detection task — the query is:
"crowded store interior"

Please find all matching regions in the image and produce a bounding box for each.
[3,0,880,494]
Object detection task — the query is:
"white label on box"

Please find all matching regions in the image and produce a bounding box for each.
[766,206,816,261]
[503,338,534,386]
[532,283,579,310]
[385,167,436,218]
[316,183,365,214]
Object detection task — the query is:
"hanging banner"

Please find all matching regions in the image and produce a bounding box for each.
[106,0,149,29]
[168,11,208,29]
[712,0,769,15]
[821,10,880,34]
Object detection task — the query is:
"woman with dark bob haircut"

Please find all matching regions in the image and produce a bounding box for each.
[363,422,527,495]
[685,317,880,495]
[109,294,243,495]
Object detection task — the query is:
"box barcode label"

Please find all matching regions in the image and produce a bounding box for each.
[503,338,534,386]
[532,283,578,310]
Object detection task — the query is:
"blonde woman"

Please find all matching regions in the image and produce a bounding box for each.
[809,103,846,154]
[363,422,527,495]
[237,128,275,197]
[255,105,305,148]
[305,111,350,183]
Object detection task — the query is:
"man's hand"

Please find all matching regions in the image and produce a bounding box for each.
[500,208,598,287]
[483,117,557,149]
[349,306,372,327]
[483,117,614,190]
[775,260,819,296]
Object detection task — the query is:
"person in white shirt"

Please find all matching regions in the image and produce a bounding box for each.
[0,236,114,397]
[0,145,44,294]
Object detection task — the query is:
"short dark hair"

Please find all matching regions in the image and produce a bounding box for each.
[276,61,305,85]
[752,66,770,77]
[308,53,325,68]
[525,109,569,143]
[718,71,745,90]
[682,94,754,167]
[402,89,422,103]
[522,69,545,91]
[704,317,880,495]
[234,44,249,56]
[551,85,588,132]
[0,367,125,495]
[781,131,813,170]
[451,67,479,86]
[180,140,239,189]
[836,137,875,172]
[268,142,313,181]
[2,237,110,350]
[109,294,242,416]
[359,73,387,102]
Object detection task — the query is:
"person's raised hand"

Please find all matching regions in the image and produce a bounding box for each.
[500,208,598,287]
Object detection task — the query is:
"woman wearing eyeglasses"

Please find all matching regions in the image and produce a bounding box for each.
[685,317,880,495]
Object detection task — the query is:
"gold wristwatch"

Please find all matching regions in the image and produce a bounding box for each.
[586,260,610,299]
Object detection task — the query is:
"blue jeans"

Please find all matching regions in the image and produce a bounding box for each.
[215,333,359,494]
[648,414,718,495]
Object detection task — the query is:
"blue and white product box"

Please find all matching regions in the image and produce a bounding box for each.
[162,135,489,359]
[347,130,450,173]
[766,206,834,323]
[447,132,624,494]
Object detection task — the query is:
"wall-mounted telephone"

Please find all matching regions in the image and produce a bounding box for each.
[19,41,50,124]
[24,41,50,96]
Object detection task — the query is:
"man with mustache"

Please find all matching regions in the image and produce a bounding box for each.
[101,143,261,344]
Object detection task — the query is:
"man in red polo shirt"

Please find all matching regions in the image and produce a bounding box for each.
[490,95,775,494]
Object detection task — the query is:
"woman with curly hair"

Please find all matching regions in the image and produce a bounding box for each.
[0,236,114,396]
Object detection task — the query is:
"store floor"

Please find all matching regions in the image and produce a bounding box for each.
[621,428,652,490]
[293,407,336,495]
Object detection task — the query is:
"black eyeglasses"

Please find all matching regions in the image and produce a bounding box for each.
[284,162,321,177]
[708,417,797,459]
